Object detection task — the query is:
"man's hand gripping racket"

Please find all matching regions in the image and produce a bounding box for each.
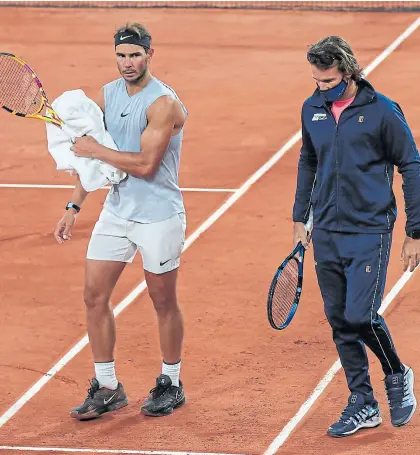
[267,209,313,330]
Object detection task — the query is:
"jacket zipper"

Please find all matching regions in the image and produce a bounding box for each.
[385,165,391,229]
[325,104,340,230]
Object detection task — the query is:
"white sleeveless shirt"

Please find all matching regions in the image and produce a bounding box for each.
[103,77,186,223]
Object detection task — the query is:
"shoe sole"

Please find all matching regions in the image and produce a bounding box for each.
[141,397,186,417]
[328,415,382,438]
[70,398,129,421]
[392,367,417,427]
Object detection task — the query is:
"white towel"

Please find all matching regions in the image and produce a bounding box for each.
[45,89,127,192]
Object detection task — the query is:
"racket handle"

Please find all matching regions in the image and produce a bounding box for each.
[60,123,78,142]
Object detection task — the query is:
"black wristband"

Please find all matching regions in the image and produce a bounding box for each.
[407,230,420,240]
[66,202,81,213]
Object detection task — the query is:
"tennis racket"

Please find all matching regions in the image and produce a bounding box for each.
[0,52,76,140]
[267,241,306,330]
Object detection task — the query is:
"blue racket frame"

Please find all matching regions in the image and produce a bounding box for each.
[267,241,305,330]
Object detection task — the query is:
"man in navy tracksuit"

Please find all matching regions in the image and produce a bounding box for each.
[293,36,420,438]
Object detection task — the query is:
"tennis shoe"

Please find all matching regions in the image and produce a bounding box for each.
[385,364,417,427]
[141,374,185,416]
[70,378,128,420]
[327,393,382,437]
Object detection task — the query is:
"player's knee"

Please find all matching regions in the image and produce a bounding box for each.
[148,288,177,315]
[344,309,369,326]
[83,286,109,311]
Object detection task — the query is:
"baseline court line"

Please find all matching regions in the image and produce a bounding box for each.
[0,446,250,455]
[0,183,237,192]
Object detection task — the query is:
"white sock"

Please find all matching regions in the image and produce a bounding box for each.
[162,360,181,387]
[94,361,118,390]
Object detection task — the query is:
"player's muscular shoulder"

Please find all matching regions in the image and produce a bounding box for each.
[147,96,186,133]
[171,97,186,129]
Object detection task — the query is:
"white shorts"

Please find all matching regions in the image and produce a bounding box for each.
[87,209,186,274]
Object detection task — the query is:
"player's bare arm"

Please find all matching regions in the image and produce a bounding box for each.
[71,96,184,178]
[95,87,105,113]
[54,175,89,243]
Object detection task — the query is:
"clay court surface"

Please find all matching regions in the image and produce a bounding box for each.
[0,4,420,455]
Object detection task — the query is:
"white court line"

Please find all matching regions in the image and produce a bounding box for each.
[263,15,420,455]
[0,446,250,455]
[0,184,237,192]
[0,134,302,427]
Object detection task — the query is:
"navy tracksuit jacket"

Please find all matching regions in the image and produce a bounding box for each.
[293,79,420,401]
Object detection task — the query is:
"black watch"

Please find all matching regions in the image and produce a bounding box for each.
[407,230,420,240]
[66,202,81,213]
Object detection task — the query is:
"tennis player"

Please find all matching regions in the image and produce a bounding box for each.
[293,36,419,437]
[54,22,188,419]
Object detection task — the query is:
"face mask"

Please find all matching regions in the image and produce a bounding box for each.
[320,78,348,103]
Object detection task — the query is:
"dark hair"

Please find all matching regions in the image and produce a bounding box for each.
[114,22,152,52]
[307,36,363,81]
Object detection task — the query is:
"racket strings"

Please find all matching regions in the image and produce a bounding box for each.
[271,258,299,327]
[0,55,43,115]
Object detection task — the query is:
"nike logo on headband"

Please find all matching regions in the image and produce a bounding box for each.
[120,35,134,41]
